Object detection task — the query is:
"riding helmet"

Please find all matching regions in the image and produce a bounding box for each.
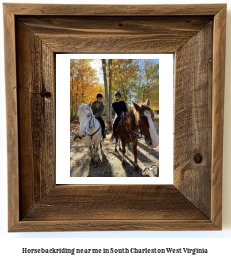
[115,91,121,97]
[97,94,103,98]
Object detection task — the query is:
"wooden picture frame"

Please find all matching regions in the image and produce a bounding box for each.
[4,4,226,232]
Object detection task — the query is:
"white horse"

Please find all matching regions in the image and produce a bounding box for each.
[76,102,102,164]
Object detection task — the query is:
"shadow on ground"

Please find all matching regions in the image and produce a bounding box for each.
[70,120,159,177]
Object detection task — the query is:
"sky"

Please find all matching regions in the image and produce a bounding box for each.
[90,59,159,85]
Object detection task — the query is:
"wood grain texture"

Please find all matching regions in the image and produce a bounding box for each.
[174,22,213,219]
[16,19,56,218]
[18,16,213,53]
[4,3,226,231]
[4,3,225,16]
[211,6,226,228]
[11,220,219,232]
[14,185,218,231]
[3,4,19,231]
[22,185,207,221]
[11,184,217,231]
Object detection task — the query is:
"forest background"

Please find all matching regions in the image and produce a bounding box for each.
[70,59,159,124]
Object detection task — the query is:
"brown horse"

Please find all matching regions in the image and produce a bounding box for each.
[110,99,159,171]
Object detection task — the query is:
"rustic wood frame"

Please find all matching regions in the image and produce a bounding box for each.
[4,4,226,232]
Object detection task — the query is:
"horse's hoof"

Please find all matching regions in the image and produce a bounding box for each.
[122,161,125,166]
[90,159,94,165]
[115,149,118,153]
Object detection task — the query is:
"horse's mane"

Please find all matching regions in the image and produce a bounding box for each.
[109,102,154,143]
[79,103,90,108]
[139,103,155,120]
[78,104,92,112]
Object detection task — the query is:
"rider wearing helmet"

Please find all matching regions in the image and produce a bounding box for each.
[91,94,106,139]
[112,91,128,143]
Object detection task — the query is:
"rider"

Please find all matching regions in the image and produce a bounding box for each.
[91,94,106,139]
[112,91,128,144]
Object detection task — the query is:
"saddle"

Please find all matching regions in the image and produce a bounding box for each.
[116,118,124,132]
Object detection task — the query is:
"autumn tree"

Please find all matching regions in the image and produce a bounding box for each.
[133,59,159,111]
[110,59,139,110]
[108,59,113,122]
[101,59,110,125]
[70,59,103,119]
[71,59,159,122]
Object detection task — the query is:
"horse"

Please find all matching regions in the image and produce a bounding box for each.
[142,164,158,176]
[110,99,159,171]
[76,102,103,164]
[111,115,134,153]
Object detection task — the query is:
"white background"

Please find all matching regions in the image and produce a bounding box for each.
[56,54,173,184]
[0,0,231,260]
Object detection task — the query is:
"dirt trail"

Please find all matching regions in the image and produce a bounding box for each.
[70,121,159,177]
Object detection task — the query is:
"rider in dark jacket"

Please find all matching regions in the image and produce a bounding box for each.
[112,91,128,143]
[91,94,106,138]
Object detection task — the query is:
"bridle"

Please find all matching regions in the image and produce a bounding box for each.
[88,125,101,140]
[133,108,152,125]
[120,109,153,145]
[88,112,95,129]
[86,110,101,140]
[119,110,143,145]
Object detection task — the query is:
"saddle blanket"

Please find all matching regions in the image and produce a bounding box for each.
[116,118,124,132]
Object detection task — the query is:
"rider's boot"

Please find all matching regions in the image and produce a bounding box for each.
[102,124,106,139]
[112,132,117,144]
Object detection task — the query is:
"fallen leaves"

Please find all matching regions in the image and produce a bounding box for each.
[70,125,159,177]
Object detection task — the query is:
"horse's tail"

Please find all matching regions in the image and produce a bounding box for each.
[109,132,114,143]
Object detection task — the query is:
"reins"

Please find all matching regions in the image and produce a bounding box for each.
[119,111,143,145]
[88,126,101,140]
[87,111,101,140]
[88,113,95,129]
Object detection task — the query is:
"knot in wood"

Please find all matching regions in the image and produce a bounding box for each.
[40,90,52,99]
[194,153,202,164]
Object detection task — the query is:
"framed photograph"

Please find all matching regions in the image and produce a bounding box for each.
[56,54,173,184]
[4,3,226,231]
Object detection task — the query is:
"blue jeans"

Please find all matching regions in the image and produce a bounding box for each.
[113,116,121,137]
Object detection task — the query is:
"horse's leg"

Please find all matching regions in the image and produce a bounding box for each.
[115,143,117,152]
[99,131,103,152]
[119,139,122,152]
[94,140,97,162]
[100,138,102,149]
[100,140,103,153]
[133,140,139,171]
[94,136,101,164]
[94,145,99,165]
[122,142,126,166]
[89,145,94,164]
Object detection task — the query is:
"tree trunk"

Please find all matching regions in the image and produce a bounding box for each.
[81,76,84,103]
[146,67,149,101]
[71,77,73,120]
[108,59,112,123]
[76,80,78,117]
[102,59,110,124]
